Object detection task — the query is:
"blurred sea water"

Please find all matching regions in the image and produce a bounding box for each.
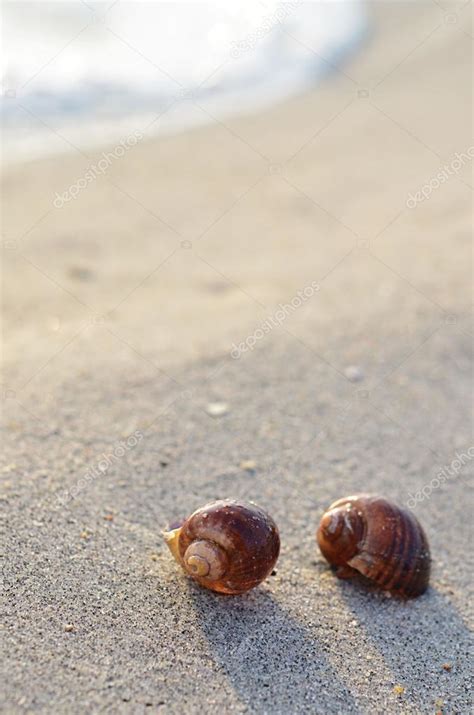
[1,1,368,163]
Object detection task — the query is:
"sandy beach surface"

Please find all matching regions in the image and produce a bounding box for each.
[2,1,473,713]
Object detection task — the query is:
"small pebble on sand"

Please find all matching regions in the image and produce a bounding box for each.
[68,265,95,282]
[393,685,405,695]
[64,624,75,632]
[442,663,452,671]
[344,365,364,382]
[1,464,17,473]
[240,459,257,471]
[205,402,229,417]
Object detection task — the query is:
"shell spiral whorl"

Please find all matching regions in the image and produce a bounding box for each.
[183,540,228,580]
[164,499,280,594]
[317,494,431,598]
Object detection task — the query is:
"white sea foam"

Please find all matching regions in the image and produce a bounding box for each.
[1,1,368,163]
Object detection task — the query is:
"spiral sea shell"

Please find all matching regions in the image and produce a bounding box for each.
[317,494,430,598]
[163,499,280,594]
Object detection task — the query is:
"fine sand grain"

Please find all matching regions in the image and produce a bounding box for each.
[1,1,473,713]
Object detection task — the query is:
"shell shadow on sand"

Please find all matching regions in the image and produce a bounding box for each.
[335,577,473,713]
[188,585,359,714]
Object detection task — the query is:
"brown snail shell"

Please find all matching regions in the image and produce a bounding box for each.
[317,494,430,598]
[163,499,280,594]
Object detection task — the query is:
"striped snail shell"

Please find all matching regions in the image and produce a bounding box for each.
[163,499,280,594]
[317,494,431,598]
